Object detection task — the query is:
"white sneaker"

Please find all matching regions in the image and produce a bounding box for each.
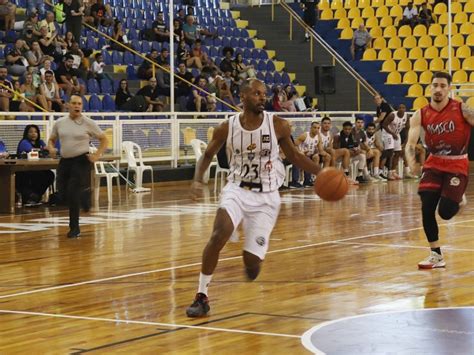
[458,194,467,215]
[418,251,446,269]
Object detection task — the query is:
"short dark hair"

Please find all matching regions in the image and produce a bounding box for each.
[70,93,82,101]
[321,116,331,123]
[64,54,74,61]
[355,117,364,122]
[44,70,54,76]
[432,71,452,85]
[311,121,319,126]
[95,53,102,59]
[343,121,353,128]
[223,47,234,56]
[367,122,376,128]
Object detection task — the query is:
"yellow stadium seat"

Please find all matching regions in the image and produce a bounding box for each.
[398,25,412,38]
[429,58,444,71]
[393,47,408,60]
[454,12,468,24]
[379,16,393,27]
[409,47,423,59]
[428,24,443,36]
[450,33,465,48]
[465,1,474,13]
[344,0,357,9]
[451,2,463,13]
[398,58,412,72]
[351,17,365,28]
[331,0,343,9]
[466,34,474,46]
[414,0,424,5]
[407,84,424,97]
[446,57,462,71]
[418,35,433,48]
[320,9,333,20]
[403,36,417,49]
[443,23,459,35]
[337,18,350,29]
[412,97,429,110]
[467,97,474,107]
[370,26,383,38]
[413,24,427,37]
[340,27,354,39]
[389,5,403,18]
[440,46,455,59]
[365,16,378,28]
[453,70,468,84]
[419,70,433,84]
[373,37,386,49]
[463,56,474,71]
[433,3,447,15]
[433,34,448,48]
[362,7,375,19]
[362,48,377,60]
[399,0,410,6]
[458,85,474,98]
[453,96,464,103]
[403,71,418,84]
[387,37,402,49]
[387,71,402,84]
[358,0,371,9]
[471,72,474,83]
[333,8,347,19]
[437,13,449,25]
[471,13,474,23]
[424,46,439,59]
[413,58,428,72]
[382,59,397,72]
[378,48,392,60]
[459,22,473,35]
[385,0,398,6]
[424,85,431,97]
[318,0,330,10]
[375,6,389,18]
[347,7,361,19]
[383,25,397,38]
[372,0,385,7]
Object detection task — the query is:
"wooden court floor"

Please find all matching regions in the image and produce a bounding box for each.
[0,177,473,353]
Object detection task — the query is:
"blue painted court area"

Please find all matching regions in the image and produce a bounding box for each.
[302,307,474,354]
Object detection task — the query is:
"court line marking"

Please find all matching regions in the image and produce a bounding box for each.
[301,307,474,355]
[0,309,301,339]
[0,219,473,300]
[332,241,474,252]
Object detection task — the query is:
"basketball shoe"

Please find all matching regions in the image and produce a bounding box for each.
[186,292,210,317]
[418,251,446,269]
[67,226,81,238]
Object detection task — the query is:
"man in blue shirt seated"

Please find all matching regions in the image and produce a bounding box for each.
[16,124,55,206]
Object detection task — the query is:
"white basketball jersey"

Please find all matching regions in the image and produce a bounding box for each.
[320,130,332,149]
[387,112,408,135]
[226,111,282,192]
[301,132,319,155]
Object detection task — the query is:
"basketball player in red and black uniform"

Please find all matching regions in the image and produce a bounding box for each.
[406,72,474,269]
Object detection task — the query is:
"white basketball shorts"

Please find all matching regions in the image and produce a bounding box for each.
[382,130,401,151]
[219,182,281,260]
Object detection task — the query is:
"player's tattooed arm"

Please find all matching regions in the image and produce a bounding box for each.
[461,103,474,126]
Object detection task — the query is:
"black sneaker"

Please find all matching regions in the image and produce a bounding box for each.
[289,182,303,189]
[67,226,81,238]
[356,176,369,183]
[303,181,313,187]
[186,292,210,317]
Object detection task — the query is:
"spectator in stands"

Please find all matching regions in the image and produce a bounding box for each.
[192,39,215,69]
[273,85,296,112]
[136,77,164,112]
[351,24,371,61]
[6,39,30,77]
[111,20,132,51]
[365,122,385,180]
[176,8,186,25]
[55,54,86,96]
[19,72,48,112]
[183,15,199,45]
[67,41,88,77]
[152,11,170,42]
[26,41,52,71]
[26,0,45,17]
[22,24,38,48]
[418,3,433,27]
[39,11,57,39]
[91,52,111,81]
[137,49,159,80]
[189,77,216,112]
[114,79,132,110]
[91,0,113,27]
[300,0,317,42]
[54,0,66,29]
[40,70,64,112]
[173,19,184,42]
[208,68,236,107]
[234,53,256,80]
[175,62,195,110]
[82,0,95,26]
[64,0,84,43]
[62,31,77,51]
[10,80,21,112]
[0,66,13,112]
[23,12,42,38]
[177,39,203,69]
[16,125,55,206]
[156,65,171,97]
[399,2,418,28]
[220,47,237,77]
[0,0,16,31]
[39,59,54,82]
[38,25,59,58]
[156,48,169,66]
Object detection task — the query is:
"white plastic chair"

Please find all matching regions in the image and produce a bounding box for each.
[94,161,120,202]
[284,164,293,187]
[122,141,154,190]
[190,139,216,184]
[214,158,230,195]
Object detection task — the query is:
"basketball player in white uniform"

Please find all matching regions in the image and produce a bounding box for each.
[382,104,408,180]
[294,121,330,186]
[186,79,322,317]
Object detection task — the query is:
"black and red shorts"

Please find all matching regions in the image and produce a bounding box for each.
[418,168,468,203]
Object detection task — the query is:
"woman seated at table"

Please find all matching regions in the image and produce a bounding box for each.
[16,124,55,206]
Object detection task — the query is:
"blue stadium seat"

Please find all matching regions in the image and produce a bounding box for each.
[82,96,90,111]
[112,51,124,64]
[124,51,135,65]
[141,41,151,53]
[102,50,112,65]
[127,64,138,79]
[130,39,141,52]
[89,94,103,112]
[151,41,161,52]
[238,38,247,48]
[258,50,269,60]
[281,72,291,85]
[98,36,107,49]
[266,61,276,72]
[134,54,144,65]
[100,79,113,94]
[257,61,266,71]
[87,79,100,94]
[265,72,274,84]
[113,79,121,92]
[102,94,116,112]
[273,72,282,85]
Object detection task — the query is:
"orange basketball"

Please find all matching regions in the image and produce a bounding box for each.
[314,167,349,202]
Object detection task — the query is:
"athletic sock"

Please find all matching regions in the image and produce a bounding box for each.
[431,247,442,256]
[374,167,379,176]
[198,272,213,296]
[344,169,349,176]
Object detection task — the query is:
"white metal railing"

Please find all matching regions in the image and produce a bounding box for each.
[0,111,377,167]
